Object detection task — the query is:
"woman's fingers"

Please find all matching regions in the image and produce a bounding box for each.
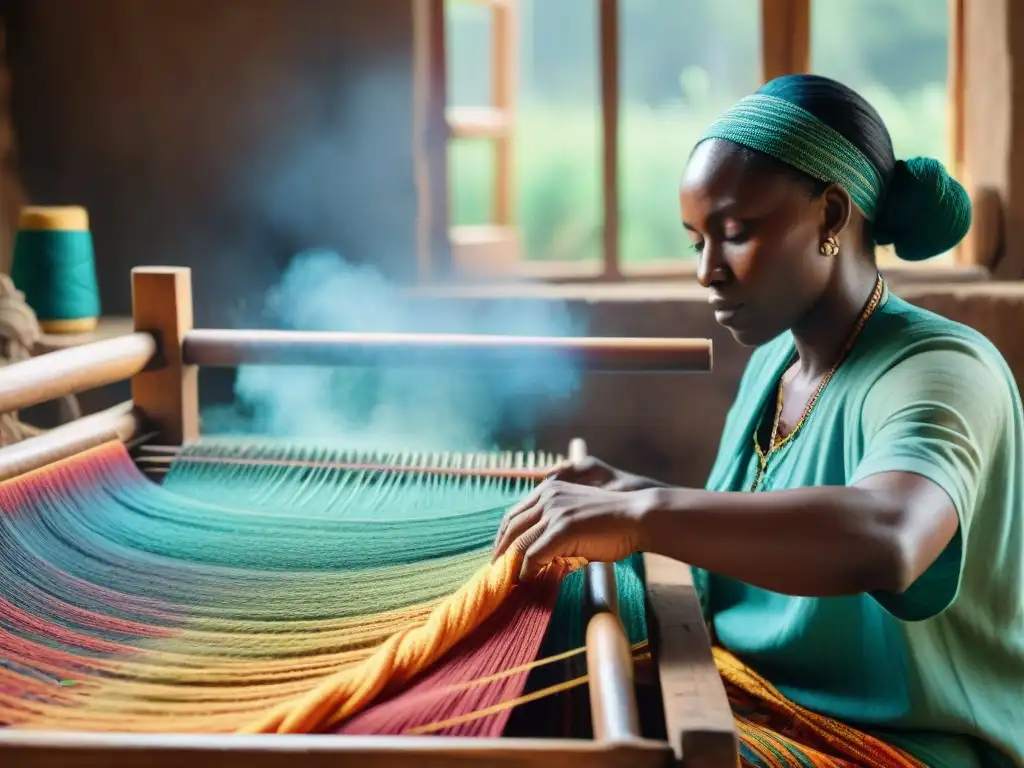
[545,459,575,481]
[493,501,544,561]
[550,457,593,485]
[494,484,544,549]
[519,519,571,580]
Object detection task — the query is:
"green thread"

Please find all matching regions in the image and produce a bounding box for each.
[10,229,101,322]
[163,438,650,655]
[698,94,885,220]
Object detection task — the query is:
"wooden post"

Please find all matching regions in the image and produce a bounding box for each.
[412,0,448,280]
[599,0,621,280]
[645,553,738,767]
[492,0,517,227]
[130,267,199,446]
[573,438,642,744]
[948,0,965,181]
[760,0,811,83]
[959,0,1024,276]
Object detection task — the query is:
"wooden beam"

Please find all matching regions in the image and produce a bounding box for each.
[760,0,811,83]
[130,267,199,446]
[447,107,511,140]
[449,224,522,273]
[0,333,154,414]
[644,554,738,767]
[0,401,142,482]
[0,732,673,768]
[959,0,1024,275]
[599,0,621,280]
[181,329,714,373]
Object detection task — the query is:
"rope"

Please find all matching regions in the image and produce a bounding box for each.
[0,273,41,444]
[0,271,83,444]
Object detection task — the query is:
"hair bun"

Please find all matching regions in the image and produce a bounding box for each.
[873,158,972,261]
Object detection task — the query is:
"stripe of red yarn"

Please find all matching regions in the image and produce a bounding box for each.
[0,596,142,655]
[337,566,564,737]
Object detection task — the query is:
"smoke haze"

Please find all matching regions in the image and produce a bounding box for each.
[202,249,585,451]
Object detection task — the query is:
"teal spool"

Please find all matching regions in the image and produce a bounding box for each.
[11,205,101,334]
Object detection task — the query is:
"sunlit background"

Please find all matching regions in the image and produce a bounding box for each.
[446,0,948,266]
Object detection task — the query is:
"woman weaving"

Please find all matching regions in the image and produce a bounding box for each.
[494,75,1024,767]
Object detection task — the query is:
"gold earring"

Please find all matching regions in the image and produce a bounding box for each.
[820,236,840,257]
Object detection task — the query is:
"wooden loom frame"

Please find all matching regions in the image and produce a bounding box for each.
[0,266,737,767]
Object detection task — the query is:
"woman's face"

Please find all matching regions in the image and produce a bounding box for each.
[679,139,839,347]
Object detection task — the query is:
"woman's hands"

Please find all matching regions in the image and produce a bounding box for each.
[492,478,655,580]
[543,456,660,493]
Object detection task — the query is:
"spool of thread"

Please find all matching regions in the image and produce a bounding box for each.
[10,205,101,334]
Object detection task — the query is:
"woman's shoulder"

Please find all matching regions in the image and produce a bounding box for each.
[867,294,1010,373]
[856,294,1020,416]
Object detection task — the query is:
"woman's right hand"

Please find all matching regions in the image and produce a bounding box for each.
[546,456,653,492]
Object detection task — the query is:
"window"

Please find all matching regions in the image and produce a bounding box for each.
[446,0,527,275]
[440,0,966,280]
[811,0,957,266]
[619,0,760,275]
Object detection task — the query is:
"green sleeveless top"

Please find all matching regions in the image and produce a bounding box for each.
[698,290,1024,767]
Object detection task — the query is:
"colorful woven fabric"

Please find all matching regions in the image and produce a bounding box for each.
[0,440,579,733]
[714,647,927,768]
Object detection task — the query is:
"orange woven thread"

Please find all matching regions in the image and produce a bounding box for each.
[239,544,586,734]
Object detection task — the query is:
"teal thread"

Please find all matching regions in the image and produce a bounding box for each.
[699,94,885,220]
[10,229,101,321]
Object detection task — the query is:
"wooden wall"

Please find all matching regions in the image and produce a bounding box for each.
[2,0,444,328]
[0,15,25,272]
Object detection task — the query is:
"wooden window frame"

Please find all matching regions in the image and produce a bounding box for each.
[426,0,975,283]
[443,0,520,276]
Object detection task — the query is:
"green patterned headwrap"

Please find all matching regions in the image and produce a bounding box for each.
[695,90,972,261]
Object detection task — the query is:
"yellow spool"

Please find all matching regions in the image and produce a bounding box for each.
[18,206,91,232]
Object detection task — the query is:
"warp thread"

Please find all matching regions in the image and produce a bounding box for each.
[0,440,587,733]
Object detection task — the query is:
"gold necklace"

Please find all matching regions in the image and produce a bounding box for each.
[749,273,885,492]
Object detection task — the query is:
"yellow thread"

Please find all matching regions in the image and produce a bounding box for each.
[406,675,590,734]
[406,649,652,735]
[427,640,649,698]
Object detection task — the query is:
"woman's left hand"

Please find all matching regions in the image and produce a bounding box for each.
[492,480,652,580]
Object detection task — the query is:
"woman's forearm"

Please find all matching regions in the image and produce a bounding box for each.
[623,472,670,491]
[634,485,908,597]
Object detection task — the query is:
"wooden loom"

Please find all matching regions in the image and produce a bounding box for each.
[0,266,738,767]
